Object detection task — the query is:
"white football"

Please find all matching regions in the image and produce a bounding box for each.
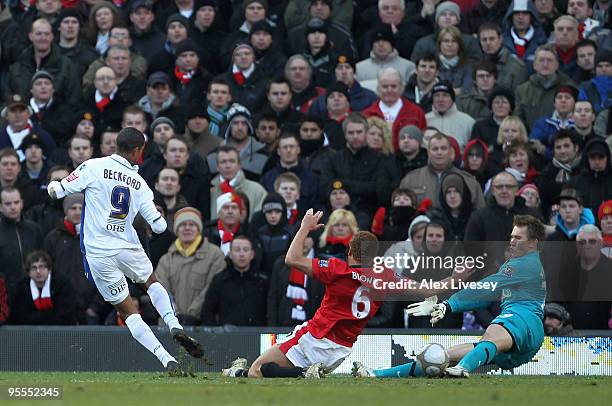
[416,343,450,377]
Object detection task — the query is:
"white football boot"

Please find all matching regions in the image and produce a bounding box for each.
[351,362,375,377]
[221,357,248,377]
[304,363,326,379]
[444,365,470,378]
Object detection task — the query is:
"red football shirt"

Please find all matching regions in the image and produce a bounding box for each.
[307,257,383,347]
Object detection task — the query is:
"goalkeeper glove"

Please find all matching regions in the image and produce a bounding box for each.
[406,296,451,325]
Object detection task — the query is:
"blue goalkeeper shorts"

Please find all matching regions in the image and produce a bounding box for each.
[490,309,544,370]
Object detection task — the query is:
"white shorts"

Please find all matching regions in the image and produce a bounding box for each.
[278,322,352,372]
[84,248,153,305]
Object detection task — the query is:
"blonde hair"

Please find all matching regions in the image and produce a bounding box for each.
[497,116,528,146]
[319,209,359,248]
[366,116,393,155]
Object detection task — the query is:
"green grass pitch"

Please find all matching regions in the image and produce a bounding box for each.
[0,372,611,406]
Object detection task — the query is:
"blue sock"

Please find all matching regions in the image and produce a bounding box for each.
[458,341,497,372]
[373,360,423,378]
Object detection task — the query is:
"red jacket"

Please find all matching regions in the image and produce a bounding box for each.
[362,97,427,151]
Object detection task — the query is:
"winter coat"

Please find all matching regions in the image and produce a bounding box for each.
[219,65,270,114]
[256,223,294,275]
[578,75,612,114]
[425,104,476,151]
[308,80,378,117]
[9,273,78,325]
[501,1,548,72]
[460,0,508,34]
[438,60,473,95]
[491,47,529,91]
[200,261,268,326]
[82,54,148,90]
[284,0,353,31]
[427,175,474,242]
[456,90,491,121]
[411,32,482,64]
[362,97,427,149]
[155,237,226,320]
[260,160,321,209]
[28,99,79,146]
[403,73,435,113]
[209,170,268,221]
[23,198,64,237]
[356,50,416,84]
[566,138,612,211]
[57,41,98,79]
[131,26,167,64]
[83,89,132,132]
[546,208,596,242]
[0,215,42,288]
[376,149,429,208]
[169,67,213,106]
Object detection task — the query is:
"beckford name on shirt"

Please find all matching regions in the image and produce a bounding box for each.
[103,169,142,190]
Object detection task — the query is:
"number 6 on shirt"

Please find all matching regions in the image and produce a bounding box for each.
[351,285,371,319]
[110,186,131,219]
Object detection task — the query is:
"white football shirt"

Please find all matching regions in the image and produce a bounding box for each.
[56,154,165,257]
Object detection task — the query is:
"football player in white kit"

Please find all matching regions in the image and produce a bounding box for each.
[47,127,202,373]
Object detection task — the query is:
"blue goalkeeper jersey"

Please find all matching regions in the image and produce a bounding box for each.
[447,251,546,320]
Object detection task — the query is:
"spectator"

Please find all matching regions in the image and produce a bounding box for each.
[362,67,427,144]
[50,134,93,171]
[206,77,233,137]
[564,224,612,330]
[0,188,43,289]
[183,99,221,158]
[316,208,358,261]
[55,8,98,80]
[479,22,528,91]
[462,139,500,190]
[383,215,430,275]
[0,94,56,162]
[356,24,415,87]
[201,235,267,326]
[495,139,539,189]
[19,134,51,199]
[298,116,335,177]
[403,53,440,113]
[400,132,485,208]
[10,250,77,325]
[457,61,498,120]
[426,81,475,150]
[256,192,294,274]
[320,81,353,149]
[598,200,612,257]
[24,166,69,237]
[154,167,190,233]
[547,187,595,241]
[28,70,76,145]
[552,15,581,80]
[137,72,186,132]
[85,66,131,131]
[83,2,121,56]
[575,39,597,82]
[254,114,281,157]
[491,115,535,165]
[188,1,226,75]
[371,187,421,241]
[320,112,384,217]
[536,130,582,212]
[99,128,119,157]
[571,99,598,148]
[471,86,515,149]
[501,0,547,71]
[578,49,612,114]
[0,148,40,210]
[366,116,393,155]
[533,0,561,35]
[285,55,326,113]
[156,0,197,31]
[567,137,612,210]
[567,0,601,38]
[170,39,213,105]
[543,303,576,335]
[207,103,269,180]
[148,14,191,74]
[4,19,80,107]
[517,183,543,216]
[145,116,177,159]
[155,207,226,325]
[302,18,338,88]
[376,125,428,208]
[261,133,320,210]
[209,145,267,220]
[428,172,474,241]
[435,26,473,96]
[460,0,509,35]
[251,20,287,78]
[529,85,578,159]
[515,44,576,130]
[220,41,269,113]
[259,77,304,134]
[129,0,166,63]
[274,172,305,227]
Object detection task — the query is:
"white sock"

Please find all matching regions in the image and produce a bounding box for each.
[125,313,176,367]
[148,282,182,331]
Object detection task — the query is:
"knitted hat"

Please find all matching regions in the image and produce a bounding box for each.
[435,1,461,23]
[329,179,351,196]
[598,200,612,222]
[196,0,219,11]
[517,183,540,198]
[262,192,286,215]
[165,13,190,31]
[306,18,328,35]
[310,0,332,6]
[325,81,349,100]
[398,125,423,145]
[186,99,209,120]
[431,81,455,101]
[173,207,203,234]
[250,20,273,36]
[233,40,254,56]
[216,192,243,215]
[31,70,55,86]
[335,53,356,71]
[174,39,199,57]
[488,86,515,111]
[555,85,578,101]
[371,24,394,46]
[224,103,253,140]
[57,7,82,25]
[441,173,464,196]
[18,133,45,152]
[243,0,268,11]
[150,116,176,132]
[129,0,153,13]
[595,50,612,65]
[63,193,84,213]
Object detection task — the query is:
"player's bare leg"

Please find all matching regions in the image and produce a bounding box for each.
[446,324,514,377]
[446,343,478,366]
[115,295,179,373]
[247,345,303,378]
[140,274,203,359]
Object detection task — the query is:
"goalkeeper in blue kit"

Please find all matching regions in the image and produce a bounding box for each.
[353,215,546,378]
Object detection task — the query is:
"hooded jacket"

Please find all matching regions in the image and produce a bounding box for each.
[256,193,295,273]
[567,138,612,210]
[501,0,548,72]
[0,215,42,288]
[427,173,474,241]
[547,208,596,241]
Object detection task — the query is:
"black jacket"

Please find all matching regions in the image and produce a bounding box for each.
[169,67,213,106]
[130,26,167,64]
[320,146,384,216]
[10,273,78,325]
[200,261,268,326]
[219,65,270,114]
[57,41,98,79]
[256,223,294,275]
[566,138,612,211]
[0,215,42,288]
[266,256,325,327]
[23,198,65,237]
[376,150,428,208]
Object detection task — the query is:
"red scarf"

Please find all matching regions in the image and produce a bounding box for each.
[578,23,585,40]
[218,220,239,244]
[220,180,235,194]
[233,71,246,85]
[64,219,76,236]
[33,292,53,311]
[556,46,576,65]
[371,207,386,237]
[174,66,194,85]
[604,234,612,247]
[288,208,299,225]
[326,234,353,246]
[96,96,111,112]
[288,268,307,305]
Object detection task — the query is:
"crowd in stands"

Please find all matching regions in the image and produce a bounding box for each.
[0,0,611,333]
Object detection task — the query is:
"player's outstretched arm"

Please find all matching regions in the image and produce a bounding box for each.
[285,208,324,278]
[48,164,93,199]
